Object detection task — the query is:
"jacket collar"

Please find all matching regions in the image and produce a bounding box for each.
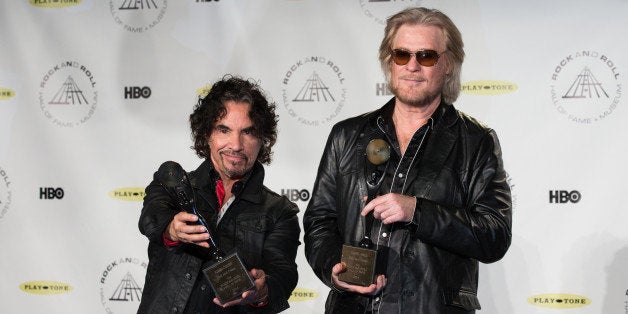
[410,103,458,198]
[433,101,458,130]
[365,97,460,198]
[368,97,457,130]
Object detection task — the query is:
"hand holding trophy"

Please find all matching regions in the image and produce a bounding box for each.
[338,139,391,287]
[156,161,254,303]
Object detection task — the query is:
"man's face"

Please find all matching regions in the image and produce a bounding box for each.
[208,101,262,181]
[390,24,449,108]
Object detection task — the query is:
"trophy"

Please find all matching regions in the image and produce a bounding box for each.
[338,139,391,286]
[157,161,254,303]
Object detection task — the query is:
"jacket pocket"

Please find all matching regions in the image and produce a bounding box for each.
[236,214,268,265]
[442,288,481,311]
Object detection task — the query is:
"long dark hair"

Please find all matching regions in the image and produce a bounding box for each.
[189,75,278,164]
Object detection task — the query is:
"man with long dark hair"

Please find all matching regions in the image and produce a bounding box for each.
[139,75,300,313]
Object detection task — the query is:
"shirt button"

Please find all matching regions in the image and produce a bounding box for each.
[398,173,404,178]
[201,284,206,291]
[382,232,388,238]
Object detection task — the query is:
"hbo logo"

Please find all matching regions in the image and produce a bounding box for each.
[549,190,581,203]
[124,86,151,99]
[40,187,64,199]
[281,189,310,202]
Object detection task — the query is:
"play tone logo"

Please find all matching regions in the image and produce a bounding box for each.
[30,0,81,8]
[20,280,73,295]
[196,84,212,98]
[528,293,590,309]
[289,287,319,302]
[109,187,145,201]
[461,80,518,95]
[0,87,15,100]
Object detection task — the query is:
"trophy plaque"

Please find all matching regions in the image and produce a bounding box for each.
[157,161,255,303]
[203,252,255,303]
[337,138,391,286]
[338,244,377,287]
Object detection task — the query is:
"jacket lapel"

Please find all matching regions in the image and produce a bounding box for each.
[405,104,458,198]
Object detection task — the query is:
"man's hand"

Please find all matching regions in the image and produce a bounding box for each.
[213,269,269,308]
[331,262,386,295]
[164,212,211,247]
[361,193,416,224]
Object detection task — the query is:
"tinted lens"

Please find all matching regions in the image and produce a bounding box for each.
[391,49,440,67]
[391,49,412,65]
[416,50,439,66]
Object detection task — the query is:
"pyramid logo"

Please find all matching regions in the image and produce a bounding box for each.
[293,72,335,102]
[119,0,158,10]
[109,272,143,302]
[48,76,89,105]
[281,56,347,127]
[110,0,168,32]
[562,67,609,99]
[99,258,147,312]
[549,50,622,124]
[38,61,98,127]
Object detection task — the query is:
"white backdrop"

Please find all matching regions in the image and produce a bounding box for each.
[1,0,628,313]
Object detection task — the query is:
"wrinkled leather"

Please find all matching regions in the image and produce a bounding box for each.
[304,100,512,314]
[138,160,301,314]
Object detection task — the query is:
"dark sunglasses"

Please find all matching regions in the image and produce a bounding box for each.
[391,49,444,67]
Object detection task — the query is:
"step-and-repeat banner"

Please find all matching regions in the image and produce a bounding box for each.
[1,1,627,313]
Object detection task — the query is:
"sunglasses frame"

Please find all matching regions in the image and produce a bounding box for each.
[390,49,444,67]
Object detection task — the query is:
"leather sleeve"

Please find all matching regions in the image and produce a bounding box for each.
[260,196,301,313]
[138,177,178,245]
[415,129,512,263]
[303,125,345,287]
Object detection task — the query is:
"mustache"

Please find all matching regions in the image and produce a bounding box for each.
[399,75,425,81]
[219,150,247,159]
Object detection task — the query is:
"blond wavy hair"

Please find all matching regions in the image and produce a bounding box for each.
[379,7,465,104]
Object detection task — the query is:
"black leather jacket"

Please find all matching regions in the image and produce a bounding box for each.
[138,160,301,314]
[304,100,512,313]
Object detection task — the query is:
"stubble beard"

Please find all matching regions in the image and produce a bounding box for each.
[219,150,250,180]
[391,83,441,108]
